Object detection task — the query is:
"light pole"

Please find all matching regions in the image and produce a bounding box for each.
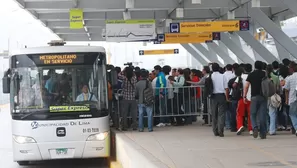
[8,22,33,54]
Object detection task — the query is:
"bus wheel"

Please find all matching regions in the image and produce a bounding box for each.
[17,161,30,166]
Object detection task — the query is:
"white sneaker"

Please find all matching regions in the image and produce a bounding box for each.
[249,130,253,135]
[236,126,244,135]
[156,123,166,127]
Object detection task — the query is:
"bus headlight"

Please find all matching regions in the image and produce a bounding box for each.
[86,132,109,141]
[13,135,36,144]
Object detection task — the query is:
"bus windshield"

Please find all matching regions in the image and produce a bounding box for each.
[10,52,108,117]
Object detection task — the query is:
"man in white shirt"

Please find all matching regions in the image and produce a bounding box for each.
[210,63,229,137]
[224,64,235,130]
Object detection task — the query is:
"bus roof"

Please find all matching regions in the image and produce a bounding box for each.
[11,46,106,56]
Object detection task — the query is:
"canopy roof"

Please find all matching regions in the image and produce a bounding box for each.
[14,0,295,41]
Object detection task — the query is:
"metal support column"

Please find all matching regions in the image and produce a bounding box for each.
[192,44,223,66]
[236,31,277,63]
[206,42,237,64]
[249,7,297,59]
[273,17,291,60]
[221,33,254,64]
[181,44,209,65]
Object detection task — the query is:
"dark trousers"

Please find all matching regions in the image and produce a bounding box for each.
[211,94,227,134]
[230,100,238,131]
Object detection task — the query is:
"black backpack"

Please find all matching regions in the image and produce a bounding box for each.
[143,80,154,106]
[204,73,213,98]
[229,77,243,100]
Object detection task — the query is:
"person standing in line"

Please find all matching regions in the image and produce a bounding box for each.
[121,67,138,131]
[154,65,168,127]
[135,69,154,132]
[243,61,267,139]
[236,64,253,136]
[210,63,229,137]
[284,62,297,136]
[224,64,235,131]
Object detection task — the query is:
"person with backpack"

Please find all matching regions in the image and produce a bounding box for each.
[243,61,267,139]
[135,69,154,132]
[235,64,253,135]
[228,67,243,133]
[121,67,138,131]
[266,64,281,135]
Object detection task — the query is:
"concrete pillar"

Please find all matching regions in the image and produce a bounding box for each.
[249,7,297,59]
[181,44,209,65]
[221,33,254,65]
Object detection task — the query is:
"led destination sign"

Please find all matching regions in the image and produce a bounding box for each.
[39,54,82,64]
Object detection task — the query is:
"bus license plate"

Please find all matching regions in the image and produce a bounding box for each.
[56,148,68,155]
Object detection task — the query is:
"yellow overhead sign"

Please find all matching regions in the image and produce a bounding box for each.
[160,33,212,44]
[170,20,249,33]
[139,49,179,55]
[69,9,84,29]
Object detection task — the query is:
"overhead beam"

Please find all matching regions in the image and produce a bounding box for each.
[47,20,105,28]
[281,0,297,16]
[249,7,297,59]
[236,31,277,63]
[61,34,105,41]
[206,43,236,64]
[191,44,222,65]
[23,0,285,10]
[220,33,254,64]
[181,44,209,65]
[54,28,103,34]
[38,11,168,21]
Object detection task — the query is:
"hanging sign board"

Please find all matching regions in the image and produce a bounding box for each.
[70,9,84,29]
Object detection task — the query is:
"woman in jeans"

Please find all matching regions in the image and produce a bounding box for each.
[121,67,137,131]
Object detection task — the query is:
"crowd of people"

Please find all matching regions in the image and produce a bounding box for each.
[112,58,297,140]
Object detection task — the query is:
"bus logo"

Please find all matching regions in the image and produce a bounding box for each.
[31,121,39,129]
[56,127,66,137]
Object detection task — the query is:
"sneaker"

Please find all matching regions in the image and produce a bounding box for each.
[156,123,166,127]
[295,130,297,137]
[166,123,171,126]
[236,126,244,135]
[249,130,253,135]
[253,127,259,138]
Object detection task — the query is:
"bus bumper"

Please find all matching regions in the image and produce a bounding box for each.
[12,135,110,161]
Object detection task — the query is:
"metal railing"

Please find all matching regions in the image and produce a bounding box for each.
[112,85,212,126]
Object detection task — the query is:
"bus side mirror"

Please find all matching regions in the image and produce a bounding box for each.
[2,76,10,94]
[110,70,118,87]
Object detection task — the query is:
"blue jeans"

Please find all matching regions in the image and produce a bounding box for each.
[289,101,297,131]
[138,104,153,131]
[250,96,267,135]
[268,105,277,134]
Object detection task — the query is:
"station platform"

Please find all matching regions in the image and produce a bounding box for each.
[113,121,297,168]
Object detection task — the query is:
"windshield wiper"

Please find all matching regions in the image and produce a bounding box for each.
[19,109,47,120]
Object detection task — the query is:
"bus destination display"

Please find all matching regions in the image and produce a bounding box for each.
[39,54,83,64]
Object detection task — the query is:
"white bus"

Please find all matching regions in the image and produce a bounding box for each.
[2,41,112,165]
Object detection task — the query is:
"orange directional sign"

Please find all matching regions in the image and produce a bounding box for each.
[170,20,249,33]
[139,49,179,55]
[155,32,221,44]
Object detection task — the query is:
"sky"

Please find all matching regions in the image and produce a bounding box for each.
[1,0,297,69]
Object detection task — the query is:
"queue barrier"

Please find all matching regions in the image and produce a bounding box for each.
[112,85,212,127]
